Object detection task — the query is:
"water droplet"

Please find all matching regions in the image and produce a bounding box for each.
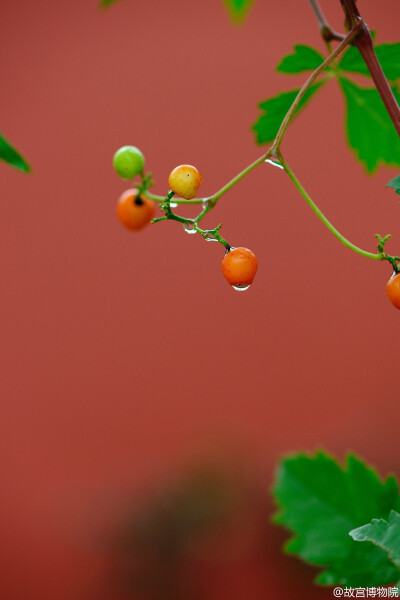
[170,201,178,208]
[232,284,251,292]
[265,159,284,170]
[202,199,210,211]
[205,236,218,242]
[183,223,196,235]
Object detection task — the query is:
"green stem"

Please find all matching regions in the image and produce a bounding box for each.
[278,152,379,261]
[145,190,203,204]
[147,27,357,211]
[207,151,272,207]
[146,152,271,208]
[272,25,360,153]
[193,223,231,249]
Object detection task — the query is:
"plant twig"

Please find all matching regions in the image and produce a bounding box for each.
[308,0,345,42]
[339,0,400,137]
[272,25,360,153]
[278,151,400,268]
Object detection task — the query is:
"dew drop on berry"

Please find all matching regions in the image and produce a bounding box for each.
[232,284,251,292]
[265,158,284,170]
[183,223,196,234]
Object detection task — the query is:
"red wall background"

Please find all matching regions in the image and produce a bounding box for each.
[1,0,399,598]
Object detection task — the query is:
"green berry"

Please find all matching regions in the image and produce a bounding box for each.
[113,146,145,180]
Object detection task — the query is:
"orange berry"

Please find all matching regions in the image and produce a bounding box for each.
[168,164,202,200]
[386,271,400,309]
[221,247,258,290]
[117,188,155,231]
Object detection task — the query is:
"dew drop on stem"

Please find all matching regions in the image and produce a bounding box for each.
[183,223,196,235]
[265,158,284,170]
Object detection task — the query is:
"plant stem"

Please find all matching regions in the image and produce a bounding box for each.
[272,25,360,153]
[277,152,380,261]
[145,190,203,204]
[207,152,272,206]
[339,0,400,137]
[146,152,272,208]
[308,0,345,42]
[150,3,400,266]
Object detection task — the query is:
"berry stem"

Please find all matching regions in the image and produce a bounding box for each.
[277,151,382,262]
[206,152,272,207]
[147,6,400,272]
[145,190,203,204]
[146,30,357,208]
[271,25,360,153]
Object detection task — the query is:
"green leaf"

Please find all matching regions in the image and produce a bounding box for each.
[277,45,326,74]
[273,451,400,587]
[252,82,324,144]
[99,0,122,7]
[0,132,31,172]
[339,42,400,81]
[339,77,400,173]
[350,510,400,571]
[221,0,255,23]
[387,175,400,195]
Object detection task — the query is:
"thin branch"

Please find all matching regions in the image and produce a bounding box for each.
[272,25,360,152]
[278,151,400,266]
[308,0,345,42]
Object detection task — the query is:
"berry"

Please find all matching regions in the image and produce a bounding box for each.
[117,188,155,231]
[113,146,145,180]
[168,165,202,200]
[386,271,400,309]
[221,247,258,290]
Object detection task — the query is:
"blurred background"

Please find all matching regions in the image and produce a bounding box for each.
[1,0,399,598]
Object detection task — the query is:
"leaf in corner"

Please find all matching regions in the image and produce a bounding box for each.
[0,132,31,172]
[387,175,400,195]
[277,45,326,74]
[339,77,400,173]
[99,0,123,7]
[252,82,324,144]
[339,42,400,82]
[350,510,400,572]
[273,451,400,587]
[221,0,255,23]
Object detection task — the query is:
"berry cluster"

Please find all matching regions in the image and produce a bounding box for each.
[112,146,400,307]
[113,146,258,291]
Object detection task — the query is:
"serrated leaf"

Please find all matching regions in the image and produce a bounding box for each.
[387,175,400,195]
[0,132,31,172]
[350,510,400,571]
[277,45,326,74]
[273,451,400,587]
[339,42,400,81]
[221,0,255,23]
[339,77,400,173]
[252,82,324,144]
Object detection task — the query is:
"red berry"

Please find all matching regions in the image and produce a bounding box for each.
[386,272,400,309]
[117,188,155,231]
[221,247,258,290]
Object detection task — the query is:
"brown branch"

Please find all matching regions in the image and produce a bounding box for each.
[339,0,400,137]
[308,0,345,42]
